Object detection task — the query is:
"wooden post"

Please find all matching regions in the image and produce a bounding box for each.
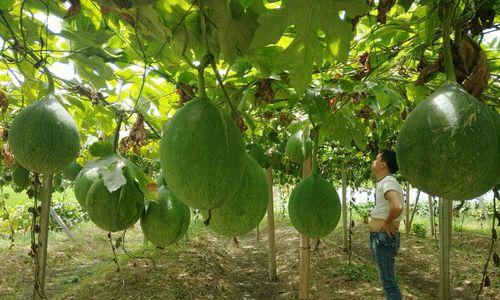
[266,167,277,281]
[428,195,435,237]
[438,198,452,300]
[144,165,153,246]
[405,183,411,234]
[299,157,312,299]
[34,174,53,300]
[49,207,75,241]
[341,166,348,251]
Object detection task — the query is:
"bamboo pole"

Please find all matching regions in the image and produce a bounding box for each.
[341,166,348,251]
[405,183,411,234]
[438,198,453,300]
[428,195,436,237]
[33,174,53,300]
[266,167,277,281]
[408,190,421,230]
[49,207,75,240]
[299,157,312,299]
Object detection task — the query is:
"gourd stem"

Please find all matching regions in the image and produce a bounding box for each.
[311,126,319,175]
[113,113,123,154]
[197,68,207,98]
[197,0,239,117]
[440,0,456,82]
[41,65,55,94]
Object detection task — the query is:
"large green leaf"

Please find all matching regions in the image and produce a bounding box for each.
[205,0,264,63]
[0,0,15,10]
[251,0,370,93]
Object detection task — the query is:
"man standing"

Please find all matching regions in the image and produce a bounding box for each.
[370,150,404,300]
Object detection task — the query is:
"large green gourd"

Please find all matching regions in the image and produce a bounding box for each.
[79,155,145,231]
[288,174,341,238]
[396,83,498,200]
[203,155,268,237]
[285,131,312,163]
[160,98,245,210]
[140,186,190,247]
[8,94,80,174]
[74,155,118,209]
[482,106,500,188]
[86,179,143,232]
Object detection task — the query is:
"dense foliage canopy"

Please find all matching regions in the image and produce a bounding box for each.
[0,0,498,188]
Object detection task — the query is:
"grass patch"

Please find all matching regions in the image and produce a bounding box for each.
[339,262,376,282]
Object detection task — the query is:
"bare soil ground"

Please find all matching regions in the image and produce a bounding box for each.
[0,218,497,299]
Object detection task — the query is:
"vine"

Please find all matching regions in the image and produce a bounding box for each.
[120,229,156,269]
[28,174,44,299]
[0,188,15,249]
[113,112,123,154]
[107,232,121,272]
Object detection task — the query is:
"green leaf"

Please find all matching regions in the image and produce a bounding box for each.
[177,71,197,84]
[124,160,159,203]
[250,45,286,75]
[406,84,431,105]
[0,0,15,9]
[396,0,414,11]
[372,84,404,111]
[115,237,122,249]
[58,30,102,50]
[136,4,171,41]
[267,130,281,144]
[70,54,114,89]
[330,119,351,147]
[251,0,370,93]
[89,141,114,157]
[205,0,264,63]
[323,107,355,147]
[301,89,329,124]
[240,110,256,132]
[239,0,255,9]
[372,85,390,109]
[350,117,367,150]
[415,3,437,45]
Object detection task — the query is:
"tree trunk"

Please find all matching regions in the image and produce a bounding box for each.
[299,157,312,299]
[438,198,453,300]
[341,167,348,251]
[33,174,53,300]
[266,167,277,281]
[256,226,260,243]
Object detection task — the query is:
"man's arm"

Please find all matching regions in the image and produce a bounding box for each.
[381,190,403,236]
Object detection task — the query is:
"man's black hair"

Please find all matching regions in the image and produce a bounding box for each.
[381,150,398,174]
